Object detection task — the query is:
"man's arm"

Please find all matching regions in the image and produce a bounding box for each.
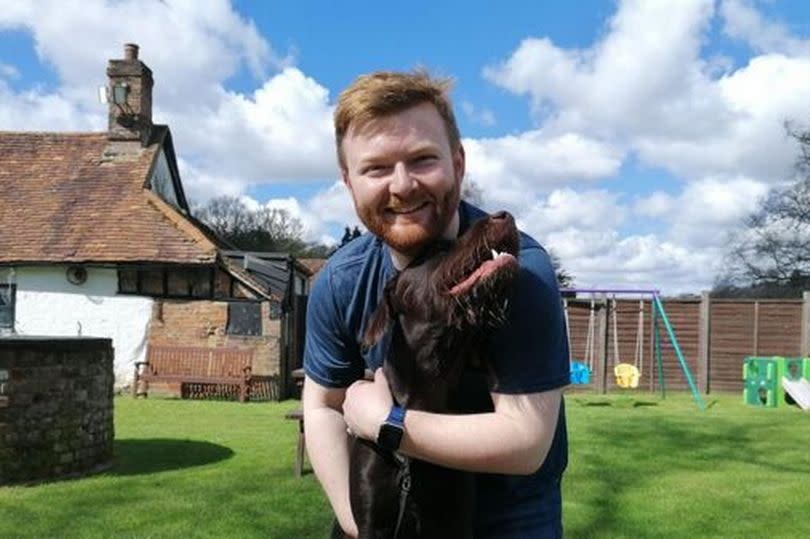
[343,370,562,475]
[302,376,357,538]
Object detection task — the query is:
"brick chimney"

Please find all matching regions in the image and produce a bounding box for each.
[106,43,153,144]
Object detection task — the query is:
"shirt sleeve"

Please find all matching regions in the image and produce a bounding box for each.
[487,246,571,394]
[303,265,365,388]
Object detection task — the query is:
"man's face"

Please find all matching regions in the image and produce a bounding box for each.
[340,102,464,257]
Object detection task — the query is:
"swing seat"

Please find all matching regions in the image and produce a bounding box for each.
[570,361,591,384]
[614,363,640,389]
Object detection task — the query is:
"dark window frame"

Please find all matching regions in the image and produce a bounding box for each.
[0,283,16,330]
[226,300,263,336]
[116,266,214,300]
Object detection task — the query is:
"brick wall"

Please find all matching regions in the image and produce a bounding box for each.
[148,299,281,376]
[0,337,114,485]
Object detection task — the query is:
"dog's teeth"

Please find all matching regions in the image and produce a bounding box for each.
[491,249,499,260]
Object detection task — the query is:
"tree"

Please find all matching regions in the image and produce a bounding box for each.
[548,249,575,289]
[717,126,810,297]
[194,195,329,257]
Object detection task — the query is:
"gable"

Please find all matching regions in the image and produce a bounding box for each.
[149,149,180,209]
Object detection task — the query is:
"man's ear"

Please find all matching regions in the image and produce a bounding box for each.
[453,144,466,186]
[362,279,397,348]
[341,167,352,192]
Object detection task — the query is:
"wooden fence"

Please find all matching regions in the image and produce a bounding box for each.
[565,291,810,393]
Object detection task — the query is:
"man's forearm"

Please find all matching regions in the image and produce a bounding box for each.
[303,384,356,536]
[343,370,562,476]
[398,390,561,475]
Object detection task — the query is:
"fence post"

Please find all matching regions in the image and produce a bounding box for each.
[802,291,810,357]
[698,291,711,394]
[596,300,608,394]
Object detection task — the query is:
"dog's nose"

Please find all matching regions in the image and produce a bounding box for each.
[490,211,510,221]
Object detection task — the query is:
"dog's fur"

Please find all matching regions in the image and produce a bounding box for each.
[336,211,520,539]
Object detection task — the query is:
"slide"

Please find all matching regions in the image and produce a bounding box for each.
[782,377,810,410]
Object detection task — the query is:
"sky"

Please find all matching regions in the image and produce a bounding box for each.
[2,0,810,294]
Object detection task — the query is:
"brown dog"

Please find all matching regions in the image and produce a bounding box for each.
[337,211,520,539]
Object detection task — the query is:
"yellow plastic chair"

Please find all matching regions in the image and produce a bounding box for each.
[614,363,640,389]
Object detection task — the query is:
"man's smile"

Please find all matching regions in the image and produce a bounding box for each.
[386,201,430,215]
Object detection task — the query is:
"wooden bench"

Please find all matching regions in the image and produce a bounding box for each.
[285,368,374,477]
[285,408,307,477]
[133,346,254,403]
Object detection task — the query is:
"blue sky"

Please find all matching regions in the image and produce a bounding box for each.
[2,0,810,293]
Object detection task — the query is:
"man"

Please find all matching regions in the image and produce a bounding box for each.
[303,71,569,538]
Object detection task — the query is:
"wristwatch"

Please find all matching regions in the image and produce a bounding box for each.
[377,405,406,451]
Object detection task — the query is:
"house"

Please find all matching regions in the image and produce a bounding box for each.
[0,44,309,397]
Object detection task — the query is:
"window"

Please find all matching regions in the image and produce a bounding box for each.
[117,267,212,299]
[227,302,262,336]
[167,268,212,298]
[0,284,15,331]
[150,150,180,207]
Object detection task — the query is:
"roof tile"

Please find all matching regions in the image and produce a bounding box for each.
[0,130,217,265]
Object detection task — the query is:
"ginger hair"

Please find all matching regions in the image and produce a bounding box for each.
[334,70,461,169]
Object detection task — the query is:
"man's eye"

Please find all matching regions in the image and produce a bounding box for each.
[362,165,388,176]
[412,155,438,166]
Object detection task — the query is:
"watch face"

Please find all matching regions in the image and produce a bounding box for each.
[378,422,404,451]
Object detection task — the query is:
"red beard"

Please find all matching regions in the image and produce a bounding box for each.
[356,182,460,257]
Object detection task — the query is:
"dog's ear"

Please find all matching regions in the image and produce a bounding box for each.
[362,279,396,348]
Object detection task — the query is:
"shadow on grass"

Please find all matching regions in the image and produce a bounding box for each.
[111,439,234,476]
[566,403,810,539]
[574,397,659,408]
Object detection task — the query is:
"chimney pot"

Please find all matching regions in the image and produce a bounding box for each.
[124,43,139,61]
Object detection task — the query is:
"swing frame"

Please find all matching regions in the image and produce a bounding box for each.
[561,288,706,410]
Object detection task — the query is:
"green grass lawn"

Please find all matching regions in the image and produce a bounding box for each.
[1,392,809,538]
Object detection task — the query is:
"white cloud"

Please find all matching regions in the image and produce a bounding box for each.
[634,177,769,248]
[463,131,623,210]
[476,0,810,293]
[0,63,19,79]
[0,0,285,109]
[176,158,244,205]
[518,188,626,240]
[0,78,101,131]
[169,68,335,184]
[483,0,810,185]
[0,0,333,195]
[721,0,810,56]
[484,0,722,141]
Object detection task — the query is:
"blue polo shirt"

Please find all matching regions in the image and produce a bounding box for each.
[304,201,569,535]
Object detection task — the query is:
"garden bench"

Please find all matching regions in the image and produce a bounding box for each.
[285,368,374,477]
[133,345,254,402]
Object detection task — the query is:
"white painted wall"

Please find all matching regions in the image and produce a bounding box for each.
[1,266,153,385]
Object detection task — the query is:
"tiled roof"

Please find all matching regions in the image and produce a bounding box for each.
[0,129,218,265]
[298,258,327,279]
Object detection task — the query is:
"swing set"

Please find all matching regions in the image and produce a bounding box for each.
[561,288,706,410]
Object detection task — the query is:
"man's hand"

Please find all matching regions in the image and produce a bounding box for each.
[343,368,393,441]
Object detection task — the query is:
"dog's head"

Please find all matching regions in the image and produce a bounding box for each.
[364,211,520,351]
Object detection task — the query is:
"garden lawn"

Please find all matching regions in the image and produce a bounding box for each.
[0,392,808,538]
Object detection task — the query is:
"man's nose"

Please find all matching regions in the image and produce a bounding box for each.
[390,162,415,195]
